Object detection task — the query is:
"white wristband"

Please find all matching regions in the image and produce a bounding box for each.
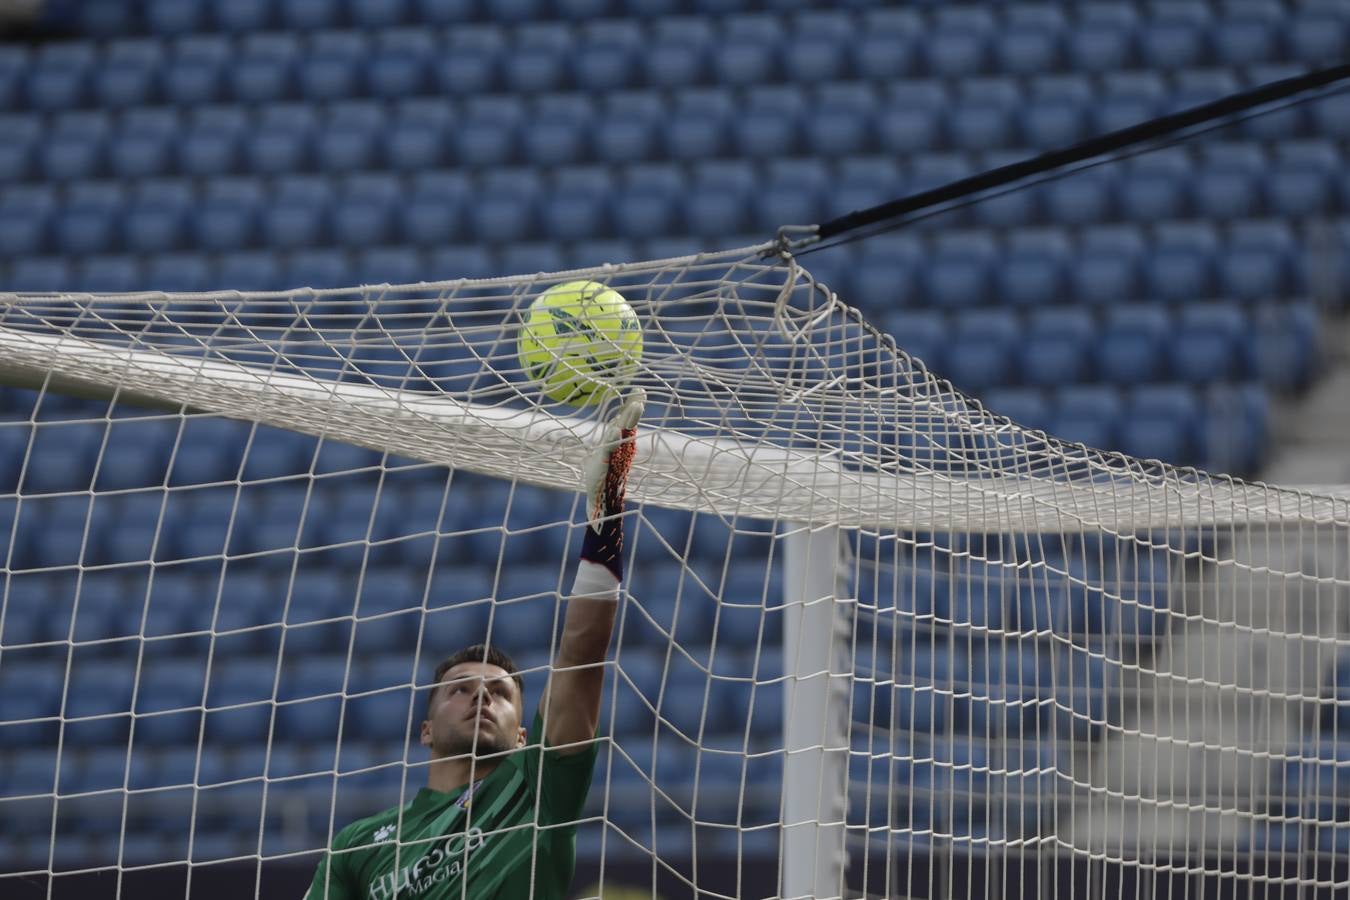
[570,559,620,601]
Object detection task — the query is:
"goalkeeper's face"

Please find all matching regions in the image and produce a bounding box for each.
[421,662,527,759]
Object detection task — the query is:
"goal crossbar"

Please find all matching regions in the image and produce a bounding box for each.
[0,323,1345,533]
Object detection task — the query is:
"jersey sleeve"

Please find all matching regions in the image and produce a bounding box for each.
[522,711,601,825]
[303,822,362,900]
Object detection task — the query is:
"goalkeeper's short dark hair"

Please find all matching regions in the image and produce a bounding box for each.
[427,644,524,715]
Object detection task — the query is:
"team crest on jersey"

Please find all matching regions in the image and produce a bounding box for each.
[373,824,396,843]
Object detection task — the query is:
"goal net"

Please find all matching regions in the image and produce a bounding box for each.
[0,243,1347,899]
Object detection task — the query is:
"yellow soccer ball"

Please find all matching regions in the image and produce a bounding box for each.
[517,280,643,406]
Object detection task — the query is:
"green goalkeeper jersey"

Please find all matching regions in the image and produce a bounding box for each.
[304,713,599,900]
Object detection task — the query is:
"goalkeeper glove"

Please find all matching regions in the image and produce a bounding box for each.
[573,389,644,597]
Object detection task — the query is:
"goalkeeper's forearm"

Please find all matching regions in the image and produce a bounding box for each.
[557,513,623,666]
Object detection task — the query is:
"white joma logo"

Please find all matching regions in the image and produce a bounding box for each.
[373,824,395,842]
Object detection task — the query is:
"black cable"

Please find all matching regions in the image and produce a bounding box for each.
[796,77,1350,260]
[810,60,1350,246]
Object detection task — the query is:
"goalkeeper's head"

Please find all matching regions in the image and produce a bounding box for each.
[420,644,527,760]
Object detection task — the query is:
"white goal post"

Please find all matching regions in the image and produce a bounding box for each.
[1,243,1349,899]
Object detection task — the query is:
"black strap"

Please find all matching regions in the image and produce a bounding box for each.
[814,61,1350,243]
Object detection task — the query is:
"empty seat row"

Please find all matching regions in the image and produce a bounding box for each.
[3,148,1347,255]
[38,3,1350,85]
[7,67,1339,135]
[886,302,1317,391]
[3,215,1337,312]
[4,87,1348,179]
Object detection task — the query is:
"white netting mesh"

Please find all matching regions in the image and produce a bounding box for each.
[0,244,1347,898]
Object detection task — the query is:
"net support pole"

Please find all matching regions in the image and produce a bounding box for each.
[781,524,852,899]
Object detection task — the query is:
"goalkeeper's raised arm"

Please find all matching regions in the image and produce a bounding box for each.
[302,391,643,900]
[542,388,643,754]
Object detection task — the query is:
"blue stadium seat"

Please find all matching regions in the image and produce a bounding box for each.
[315,124,380,173]
[384,120,446,170]
[885,310,946,373]
[735,105,804,159]
[1021,308,1095,388]
[124,202,186,256]
[1053,385,1124,450]
[347,689,418,742]
[1020,98,1089,150]
[162,56,224,106]
[68,658,136,724]
[640,35,707,87]
[1267,142,1341,217]
[246,128,310,176]
[79,256,142,293]
[1121,385,1199,465]
[1199,385,1268,475]
[853,245,921,311]
[754,180,818,231]
[1093,74,1165,134]
[219,251,284,292]
[1169,303,1249,385]
[503,46,567,94]
[1252,303,1318,391]
[854,34,919,81]
[924,24,990,78]
[1288,11,1349,64]
[663,109,727,161]
[261,200,327,251]
[26,63,88,112]
[1146,227,1218,304]
[364,45,426,97]
[522,115,591,167]
[713,39,777,87]
[922,237,994,310]
[995,21,1063,75]
[1067,18,1137,73]
[1117,152,1191,222]
[998,246,1066,308]
[875,102,944,155]
[147,254,212,292]
[357,247,421,287]
[1097,306,1171,386]
[298,51,362,103]
[23,424,97,494]
[947,101,1018,152]
[0,136,33,183]
[540,189,610,242]
[779,36,844,84]
[612,188,678,240]
[10,257,73,291]
[0,202,51,256]
[97,59,158,109]
[1309,87,1350,139]
[554,36,622,92]
[41,134,104,182]
[454,117,517,167]
[435,47,500,97]
[1193,165,1265,224]
[228,56,292,105]
[54,194,120,256]
[212,0,273,31]
[1213,16,1282,66]
[1042,173,1116,226]
[194,189,260,251]
[945,310,1018,393]
[276,696,342,743]
[1138,20,1207,70]
[592,110,657,165]
[982,388,1052,433]
[1168,69,1241,117]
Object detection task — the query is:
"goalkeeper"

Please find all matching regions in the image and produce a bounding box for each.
[304,392,644,900]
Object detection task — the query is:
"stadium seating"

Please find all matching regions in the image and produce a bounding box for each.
[5,0,1350,870]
